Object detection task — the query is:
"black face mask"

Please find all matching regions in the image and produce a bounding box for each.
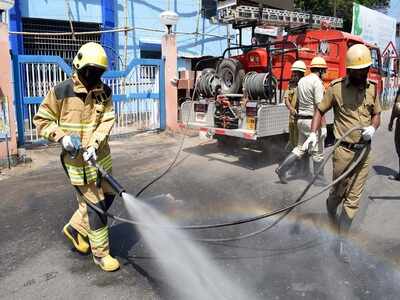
[77,66,105,89]
[348,68,369,86]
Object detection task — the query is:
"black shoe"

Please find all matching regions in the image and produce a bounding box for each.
[275,167,289,184]
[275,153,299,184]
[389,173,400,181]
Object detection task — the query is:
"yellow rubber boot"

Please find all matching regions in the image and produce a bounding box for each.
[63,223,90,254]
[93,255,120,272]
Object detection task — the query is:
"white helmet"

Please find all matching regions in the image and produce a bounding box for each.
[291,60,307,73]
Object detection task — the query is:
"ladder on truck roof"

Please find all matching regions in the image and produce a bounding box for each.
[218,5,344,29]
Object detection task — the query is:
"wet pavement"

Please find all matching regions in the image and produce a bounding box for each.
[1,112,400,299]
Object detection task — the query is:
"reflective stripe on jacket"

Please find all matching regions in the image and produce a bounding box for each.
[33,74,115,186]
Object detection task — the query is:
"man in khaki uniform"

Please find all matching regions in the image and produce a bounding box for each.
[303,44,381,263]
[33,42,119,272]
[285,60,306,150]
[284,60,310,176]
[276,56,328,186]
[388,89,400,180]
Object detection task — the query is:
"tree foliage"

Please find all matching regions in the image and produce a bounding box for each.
[294,0,390,32]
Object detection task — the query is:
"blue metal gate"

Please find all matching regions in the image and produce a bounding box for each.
[13,55,165,144]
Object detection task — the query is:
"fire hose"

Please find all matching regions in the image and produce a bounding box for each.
[60,126,368,242]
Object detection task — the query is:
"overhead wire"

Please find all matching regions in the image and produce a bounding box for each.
[9,26,235,41]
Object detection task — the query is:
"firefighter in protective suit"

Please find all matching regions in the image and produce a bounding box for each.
[276,56,328,186]
[303,44,381,263]
[33,42,119,271]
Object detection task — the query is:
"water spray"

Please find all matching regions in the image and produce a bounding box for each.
[60,126,369,242]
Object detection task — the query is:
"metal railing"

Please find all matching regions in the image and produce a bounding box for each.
[13,55,165,144]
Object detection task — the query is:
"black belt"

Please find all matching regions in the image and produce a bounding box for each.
[296,115,313,120]
[339,141,371,151]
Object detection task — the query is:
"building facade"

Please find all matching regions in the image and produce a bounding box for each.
[9,0,233,70]
[388,0,400,50]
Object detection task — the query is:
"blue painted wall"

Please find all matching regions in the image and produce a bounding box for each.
[115,0,231,61]
[19,0,102,23]
[15,0,237,69]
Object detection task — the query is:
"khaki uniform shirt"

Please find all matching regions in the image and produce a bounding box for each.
[318,77,381,143]
[33,74,115,185]
[284,86,297,122]
[297,73,325,116]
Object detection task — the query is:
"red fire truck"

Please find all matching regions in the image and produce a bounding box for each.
[179,4,399,145]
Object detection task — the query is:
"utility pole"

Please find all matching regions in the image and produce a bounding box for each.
[123,0,128,94]
[124,0,128,70]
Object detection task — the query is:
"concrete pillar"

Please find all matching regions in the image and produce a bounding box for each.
[0,23,17,166]
[162,34,178,131]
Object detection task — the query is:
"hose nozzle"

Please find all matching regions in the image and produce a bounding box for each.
[92,160,126,196]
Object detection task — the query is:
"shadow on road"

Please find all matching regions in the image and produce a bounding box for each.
[369,196,400,201]
[372,165,398,177]
[109,223,141,258]
[183,140,287,170]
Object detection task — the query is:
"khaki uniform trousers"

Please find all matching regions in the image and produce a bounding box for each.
[69,180,115,257]
[395,119,400,157]
[288,120,299,150]
[292,119,324,163]
[327,145,371,219]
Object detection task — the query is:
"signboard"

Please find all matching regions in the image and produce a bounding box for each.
[255,26,282,37]
[352,3,396,51]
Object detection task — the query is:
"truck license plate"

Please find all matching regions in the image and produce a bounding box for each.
[196,112,206,122]
[247,117,256,130]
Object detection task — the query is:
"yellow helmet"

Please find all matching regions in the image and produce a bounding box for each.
[291,60,307,73]
[73,42,108,70]
[346,44,372,69]
[310,56,327,69]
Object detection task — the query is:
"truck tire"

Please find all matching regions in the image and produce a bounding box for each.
[217,58,245,94]
[201,68,216,74]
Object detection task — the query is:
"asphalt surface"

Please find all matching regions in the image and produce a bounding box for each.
[1,112,400,300]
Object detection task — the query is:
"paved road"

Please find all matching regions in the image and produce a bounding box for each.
[1,112,400,299]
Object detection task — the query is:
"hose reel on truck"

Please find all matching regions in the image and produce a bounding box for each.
[243,71,277,101]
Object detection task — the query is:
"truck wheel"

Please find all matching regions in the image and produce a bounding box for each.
[201,68,216,74]
[217,59,245,94]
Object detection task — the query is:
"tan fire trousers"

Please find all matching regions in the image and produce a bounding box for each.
[327,145,371,219]
[69,180,115,257]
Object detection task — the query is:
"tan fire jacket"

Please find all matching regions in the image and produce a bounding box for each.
[33,74,115,186]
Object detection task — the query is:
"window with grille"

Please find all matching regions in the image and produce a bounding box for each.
[22,17,101,65]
